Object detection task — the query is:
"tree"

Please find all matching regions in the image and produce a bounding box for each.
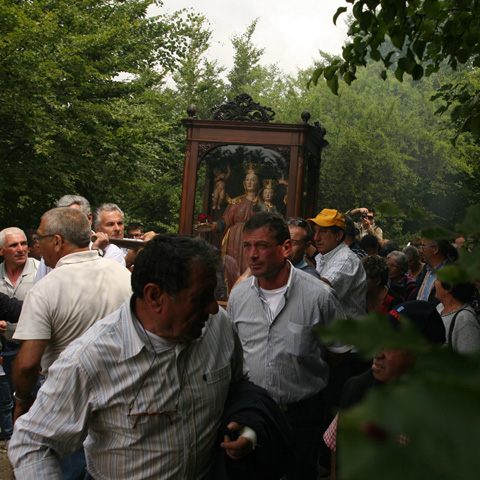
[309,0,480,137]
[0,0,198,229]
[226,19,284,103]
[170,12,227,119]
[269,51,480,243]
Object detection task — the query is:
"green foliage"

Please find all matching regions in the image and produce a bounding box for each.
[318,312,480,480]
[274,53,479,242]
[310,0,480,137]
[226,19,283,103]
[340,349,480,480]
[0,0,199,230]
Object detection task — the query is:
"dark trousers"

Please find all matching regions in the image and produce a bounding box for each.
[0,375,13,440]
[282,391,326,480]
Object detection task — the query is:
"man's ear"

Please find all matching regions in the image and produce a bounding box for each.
[143,283,165,313]
[283,239,292,258]
[53,234,63,252]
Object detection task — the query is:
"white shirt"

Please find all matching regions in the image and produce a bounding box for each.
[13,250,131,376]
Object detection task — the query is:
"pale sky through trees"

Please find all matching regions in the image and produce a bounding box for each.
[157,0,350,74]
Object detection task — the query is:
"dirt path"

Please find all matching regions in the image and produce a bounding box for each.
[0,450,14,480]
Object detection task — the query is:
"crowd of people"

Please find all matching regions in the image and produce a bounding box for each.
[0,197,478,480]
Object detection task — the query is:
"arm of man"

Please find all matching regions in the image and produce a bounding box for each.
[125,231,156,268]
[13,339,47,421]
[9,349,92,479]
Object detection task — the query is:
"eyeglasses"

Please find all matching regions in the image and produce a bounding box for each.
[366,215,374,220]
[418,244,435,250]
[127,348,180,428]
[128,233,143,239]
[32,234,55,242]
[286,218,308,229]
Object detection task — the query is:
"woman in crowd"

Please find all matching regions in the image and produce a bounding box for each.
[402,245,424,279]
[435,278,480,353]
[362,255,403,313]
[386,251,416,301]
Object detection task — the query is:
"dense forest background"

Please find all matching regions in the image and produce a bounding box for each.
[2,0,479,245]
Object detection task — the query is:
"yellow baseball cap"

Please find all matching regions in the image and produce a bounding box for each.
[307,209,345,229]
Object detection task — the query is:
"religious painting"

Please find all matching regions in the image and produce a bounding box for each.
[194,145,288,291]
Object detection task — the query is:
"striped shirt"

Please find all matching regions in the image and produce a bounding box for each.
[9,300,245,480]
[315,242,367,319]
[228,265,345,404]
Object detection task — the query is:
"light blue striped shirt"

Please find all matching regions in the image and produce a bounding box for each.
[9,300,246,480]
[315,241,367,319]
[228,264,345,404]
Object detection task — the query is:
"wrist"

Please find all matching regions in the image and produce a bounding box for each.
[13,391,34,403]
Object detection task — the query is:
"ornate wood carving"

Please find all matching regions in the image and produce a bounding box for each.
[211,93,275,123]
[198,142,222,161]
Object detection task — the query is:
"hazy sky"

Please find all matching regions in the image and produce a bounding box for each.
[156,0,350,75]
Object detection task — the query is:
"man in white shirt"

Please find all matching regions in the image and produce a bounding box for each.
[35,196,127,283]
[12,207,132,480]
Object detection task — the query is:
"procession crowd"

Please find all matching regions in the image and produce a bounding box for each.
[0,193,477,480]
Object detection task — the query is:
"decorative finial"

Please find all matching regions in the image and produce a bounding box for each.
[187,104,197,118]
[301,110,311,124]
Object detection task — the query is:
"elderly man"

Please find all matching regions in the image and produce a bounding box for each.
[12,207,132,479]
[90,202,126,265]
[0,227,39,303]
[0,227,39,407]
[9,234,256,480]
[228,212,346,480]
[308,209,367,320]
[35,195,127,283]
[93,203,155,268]
[13,207,132,417]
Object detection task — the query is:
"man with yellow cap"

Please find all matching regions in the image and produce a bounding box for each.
[308,209,367,320]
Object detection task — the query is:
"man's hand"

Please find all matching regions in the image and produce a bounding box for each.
[0,320,7,335]
[141,231,157,242]
[91,232,110,250]
[220,422,254,460]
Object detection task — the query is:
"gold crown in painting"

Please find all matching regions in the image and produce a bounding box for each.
[243,162,260,174]
[262,179,277,190]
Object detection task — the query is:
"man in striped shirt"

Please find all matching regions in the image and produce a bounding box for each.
[228,212,346,480]
[9,234,252,480]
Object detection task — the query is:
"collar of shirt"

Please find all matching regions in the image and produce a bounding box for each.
[294,258,309,270]
[315,241,346,267]
[56,249,100,268]
[426,259,448,272]
[250,260,294,299]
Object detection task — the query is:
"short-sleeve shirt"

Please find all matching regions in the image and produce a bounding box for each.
[13,250,132,375]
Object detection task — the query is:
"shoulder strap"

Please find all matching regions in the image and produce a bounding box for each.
[447,308,478,348]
